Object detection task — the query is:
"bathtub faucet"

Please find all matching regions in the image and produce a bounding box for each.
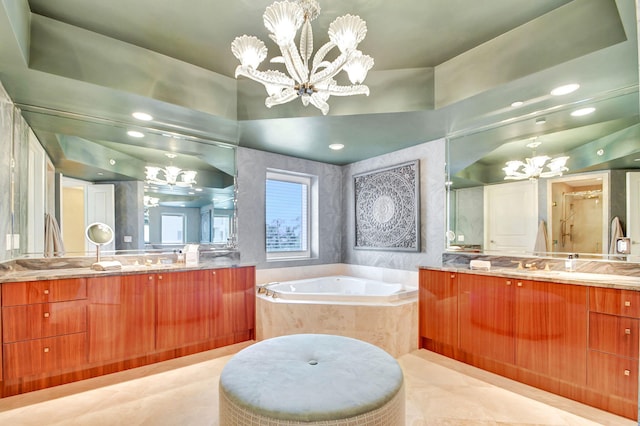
[257,282,279,294]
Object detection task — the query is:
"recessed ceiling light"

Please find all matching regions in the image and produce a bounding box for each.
[596,149,604,156]
[571,107,595,117]
[97,172,104,176]
[511,101,524,107]
[109,159,116,165]
[132,111,153,121]
[551,83,580,96]
[329,143,344,150]
[195,188,203,192]
[127,130,144,138]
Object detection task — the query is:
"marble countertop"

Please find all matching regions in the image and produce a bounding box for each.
[0,260,254,283]
[420,266,640,291]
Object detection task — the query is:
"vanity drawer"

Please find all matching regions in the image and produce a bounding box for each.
[588,350,639,401]
[589,287,640,318]
[3,332,87,379]
[2,301,87,343]
[589,312,639,359]
[2,279,87,306]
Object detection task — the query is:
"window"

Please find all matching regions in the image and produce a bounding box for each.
[212,215,231,244]
[161,214,185,244]
[266,170,314,260]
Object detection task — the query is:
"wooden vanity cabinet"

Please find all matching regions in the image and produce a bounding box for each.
[0,266,256,397]
[419,269,458,354]
[458,273,515,365]
[514,279,587,385]
[1,278,88,380]
[211,266,255,340]
[87,274,156,363]
[156,270,210,350]
[587,287,639,415]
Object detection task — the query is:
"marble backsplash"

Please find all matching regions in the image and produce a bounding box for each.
[0,249,240,273]
[443,252,640,277]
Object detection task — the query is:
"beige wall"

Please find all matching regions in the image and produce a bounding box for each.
[62,187,85,254]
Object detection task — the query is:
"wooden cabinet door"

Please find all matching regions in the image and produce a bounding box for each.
[211,266,256,337]
[588,350,639,401]
[459,273,515,364]
[515,280,587,385]
[88,274,156,363]
[3,333,87,379]
[2,278,87,306]
[589,312,639,359]
[3,301,87,342]
[419,269,458,347]
[156,270,210,349]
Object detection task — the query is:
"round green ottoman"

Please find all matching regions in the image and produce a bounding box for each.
[219,334,405,425]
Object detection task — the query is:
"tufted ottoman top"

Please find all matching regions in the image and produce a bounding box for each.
[219,334,404,422]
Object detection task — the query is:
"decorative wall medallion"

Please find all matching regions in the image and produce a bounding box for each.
[354,160,420,251]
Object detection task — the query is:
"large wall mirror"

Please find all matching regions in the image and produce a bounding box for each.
[446,88,639,259]
[10,105,237,259]
[445,0,639,260]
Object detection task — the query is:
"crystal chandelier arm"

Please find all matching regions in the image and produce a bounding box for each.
[278,41,310,84]
[308,50,354,85]
[311,41,337,73]
[299,19,313,69]
[308,93,330,115]
[265,88,299,109]
[234,65,296,90]
[323,83,370,97]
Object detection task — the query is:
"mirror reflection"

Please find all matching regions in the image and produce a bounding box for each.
[13,106,237,259]
[446,88,639,259]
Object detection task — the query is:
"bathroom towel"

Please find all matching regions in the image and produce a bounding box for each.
[44,213,65,257]
[609,216,624,254]
[533,220,548,254]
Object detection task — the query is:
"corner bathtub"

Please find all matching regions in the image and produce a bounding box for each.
[255,275,418,357]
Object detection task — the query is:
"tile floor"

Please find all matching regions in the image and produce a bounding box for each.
[0,342,635,425]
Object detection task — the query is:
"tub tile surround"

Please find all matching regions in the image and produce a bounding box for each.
[255,264,419,358]
[256,296,418,358]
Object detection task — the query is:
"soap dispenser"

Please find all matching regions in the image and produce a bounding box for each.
[565,254,576,272]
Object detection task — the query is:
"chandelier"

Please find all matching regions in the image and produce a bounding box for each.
[145,155,197,188]
[231,0,374,115]
[503,140,569,181]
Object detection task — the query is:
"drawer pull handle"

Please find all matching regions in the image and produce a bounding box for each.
[212,271,216,275]
[624,369,630,376]
[506,281,512,286]
[624,301,631,307]
[43,289,50,295]
[148,276,153,281]
[625,328,631,335]
[517,282,523,287]
[43,312,50,318]
[158,275,163,280]
[43,347,50,353]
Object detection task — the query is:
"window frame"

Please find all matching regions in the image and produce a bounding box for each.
[265,169,314,261]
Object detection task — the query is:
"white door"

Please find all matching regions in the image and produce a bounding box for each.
[86,184,116,253]
[484,180,538,253]
[27,131,45,255]
[626,172,640,260]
